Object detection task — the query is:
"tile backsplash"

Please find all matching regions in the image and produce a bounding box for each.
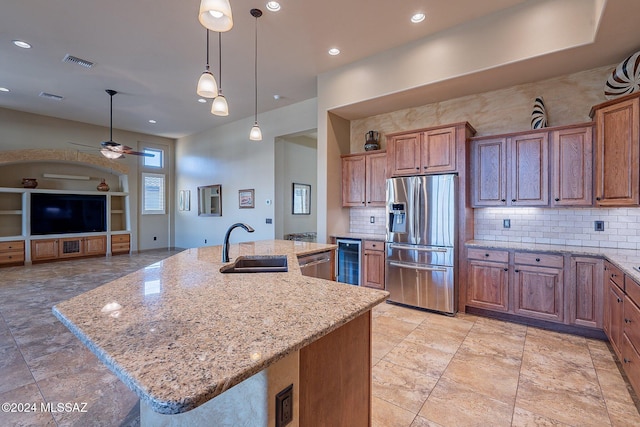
[475,207,640,249]
[350,207,386,235]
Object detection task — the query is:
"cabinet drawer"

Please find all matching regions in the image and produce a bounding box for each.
[625,295,640,350]
[112,234,130,244]
[0,251,25,264]
[467,248,508,263]
[0,240,25,252]
[625,275,640,307]
[622,333,640,395]
[112,243,130,253]
[514,252,563,268]
[364,241,384,251]
[604,262,624,290]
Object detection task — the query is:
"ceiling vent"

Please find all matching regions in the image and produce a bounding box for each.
[39,92,64,101]
[62,54,94,69]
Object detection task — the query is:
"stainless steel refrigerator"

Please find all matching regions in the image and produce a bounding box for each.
[385,174,457,314]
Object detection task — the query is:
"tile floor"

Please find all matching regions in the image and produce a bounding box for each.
[0,251,639,426]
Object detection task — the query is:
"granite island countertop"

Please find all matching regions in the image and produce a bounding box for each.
[52,240,388,415]
[466,239,640,283]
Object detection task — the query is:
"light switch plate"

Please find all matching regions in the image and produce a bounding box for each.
[595,220,604,231]
[503,219,511,228]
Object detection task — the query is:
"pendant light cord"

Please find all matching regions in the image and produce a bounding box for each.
[205,29,210,71]
[109,92,113,141]
[254,13,258,124]
[218,32,222,90]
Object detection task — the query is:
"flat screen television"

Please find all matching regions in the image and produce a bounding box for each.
[31,193,107,235]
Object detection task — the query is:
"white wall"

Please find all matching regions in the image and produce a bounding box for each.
[0,107,175,252]
[174,99,317,249]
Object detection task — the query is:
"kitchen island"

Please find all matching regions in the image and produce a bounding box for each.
[53,240,388,426]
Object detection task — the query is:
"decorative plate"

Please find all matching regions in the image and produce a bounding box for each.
[605,50,640,99]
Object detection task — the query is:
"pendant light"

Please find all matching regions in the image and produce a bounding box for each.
[249,8,263,141]
[196,29,218,98]
[199,0,233,32]
[211,32,229,116]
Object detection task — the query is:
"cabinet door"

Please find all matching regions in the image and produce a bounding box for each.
[58,238,84,258]
[365,152,387,207]
[388,133,421,176]
[509,132,549,206]
[341,155,366,207]
[363,249,385,290]
[514,264,563,322]
[471,138,507,207]
[594,96,640,206]
[467,260,509,312]
[421,127,456,173]
[31,239,58,261]
[621,333,640,396]
[605,280,625,359]
[85,235,107,256]
[568,257,603,328]
[551,126,593,206]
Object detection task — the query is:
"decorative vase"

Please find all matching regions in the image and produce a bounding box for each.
[531,96,548,129]
[605,50,640,99]
[97,179,110,192]
[21,178,38,189]
[364,130,380,151]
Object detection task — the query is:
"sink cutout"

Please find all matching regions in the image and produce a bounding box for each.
[220,255,288,273]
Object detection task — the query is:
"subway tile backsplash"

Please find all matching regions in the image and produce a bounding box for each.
[350,207,386,235]
[475,207,640,249]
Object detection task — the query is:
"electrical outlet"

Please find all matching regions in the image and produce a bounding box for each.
[595,220,605,231]
[370,216,375,224]
[276,384,293,427]
[503,219,511,228]
[204,239,207,244]
[153,236,157,241]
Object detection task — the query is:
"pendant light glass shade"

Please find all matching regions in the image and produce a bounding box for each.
[199,0,233,32]
[100,149,124,159]
[249,123,263,141]
[197,70,218,98]
[211,95,229,116]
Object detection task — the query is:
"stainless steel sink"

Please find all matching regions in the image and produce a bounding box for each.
[220,255,288,273]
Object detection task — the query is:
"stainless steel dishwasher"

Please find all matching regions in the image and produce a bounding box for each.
[298,251,334,280]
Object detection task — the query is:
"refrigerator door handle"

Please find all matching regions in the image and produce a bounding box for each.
[388,244,448,253]
[389,262,448,272]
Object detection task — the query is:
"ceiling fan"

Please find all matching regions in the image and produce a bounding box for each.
[69,89,153,159]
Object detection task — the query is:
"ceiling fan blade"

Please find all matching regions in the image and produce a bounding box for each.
[122,149,154,157]
[68,141,99,149]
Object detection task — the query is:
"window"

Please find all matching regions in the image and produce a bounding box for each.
[142,173,165,214]
[143,148,163,168]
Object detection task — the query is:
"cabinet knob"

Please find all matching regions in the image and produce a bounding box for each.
[416,167,420,170]
[511,199,516,202]
[485,253,490,257]
[8,256,12,259]
[372,244,376,248]
[503,268,508,272]
[535,258,540,262]
[624,358,631,364]
[596,197,601,201]
[423,166,428,169]
[618,297,623,303]
[555,198,560,202]
[515,269,520,273]
[625,318,631,324]
[367,201,371,204]
[362,202,365,204]
[501,199,506,202]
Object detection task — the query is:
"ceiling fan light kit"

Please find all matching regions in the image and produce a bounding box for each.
[199,0,233,32]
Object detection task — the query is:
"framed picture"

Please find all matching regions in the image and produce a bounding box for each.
[292,183,311,215]
[178,190,190,211]
[239,189,255,209]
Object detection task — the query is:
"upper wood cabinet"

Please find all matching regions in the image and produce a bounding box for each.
[550,125,593,207]
[387,126,459,177]
[591,93,640,206]
[341,151,386,207]
[471,131,548,207]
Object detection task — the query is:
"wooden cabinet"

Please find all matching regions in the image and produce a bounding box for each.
[31,239,59,261]
[466,249,509,312]
[388,126,457,177]
[622,276,640,393]
[111,234,131,255]
[550,125,593,206]
[341,152,386,207]
[0,240,25,267]
[604,262,625,358]
[85,235,107,256]
[514,262,564,322]
[471,131,548,207]
[363,240,384,290]
[591,93,640,206]
[567,256,603,328]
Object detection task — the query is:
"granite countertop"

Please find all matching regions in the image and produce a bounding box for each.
[52,240,388,415]
[466,239,640,283]
[331,232,386,241]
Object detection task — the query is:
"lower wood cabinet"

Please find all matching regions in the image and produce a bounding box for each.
[363,241,384,290]
[31,235,109,263]
[31,239,59,261]
[0,240,25,267]
[622,276,640,393]
[514,263,564,322]
[568,257,603,328]
[466,248,509,312]
[604,263,625,358]
[111,234,131,255]
[85,235,107,256]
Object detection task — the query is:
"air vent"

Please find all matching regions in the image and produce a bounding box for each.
[39,92,64,101]
[62,54,94,69]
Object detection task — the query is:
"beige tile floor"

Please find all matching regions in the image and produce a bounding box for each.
[0,250,639,426]
[371,302,640,427]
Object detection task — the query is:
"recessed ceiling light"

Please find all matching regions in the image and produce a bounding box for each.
[198,98,207,103]
[12,39,31,49]
[328,48,340,56]
[148,120,157,124]
[411,13,426,23]
[0,87,9,92]
[266,1,281,12]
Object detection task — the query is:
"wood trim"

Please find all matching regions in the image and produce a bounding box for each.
[385,121,476,138]
[470,122,595,141]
